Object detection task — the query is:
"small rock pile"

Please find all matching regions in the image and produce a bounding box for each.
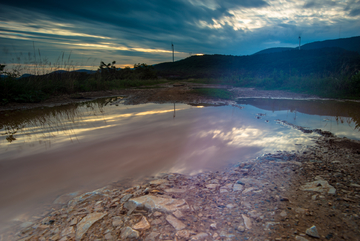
[7,135,360,241]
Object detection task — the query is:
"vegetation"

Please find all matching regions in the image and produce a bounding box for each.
[0,60,160,104]
[155,47,360,99]
[191,88,234,100]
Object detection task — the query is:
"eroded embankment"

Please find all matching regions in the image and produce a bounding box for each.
[4,134,360,241]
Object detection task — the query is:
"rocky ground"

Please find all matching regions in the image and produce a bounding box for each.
[1,83,360,241]
[1,132,359,241]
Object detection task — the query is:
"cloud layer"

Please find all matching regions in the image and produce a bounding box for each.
[0,0,359,70]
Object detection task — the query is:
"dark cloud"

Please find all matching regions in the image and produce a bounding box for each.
[303,0,337,8]
[350,8,360,16]
[1,0,360,68]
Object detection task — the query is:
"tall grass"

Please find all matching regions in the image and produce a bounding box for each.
[0,50,162,104]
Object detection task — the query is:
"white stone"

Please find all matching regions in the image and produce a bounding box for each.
[241,214,252,229]
[120,227,139,239]
[164,188,186,193]
[226,204,235,209]
[133,216,150,230]
[76,212,107,241]
[176,230,190,238]
[220,188,228,193]
[128,195,189,213]
[173,210,184,219]
[166,215,186,230]
[206,184,219,189]
[190,232,209,240]
[112,217,123,227]
[295,236,309,241]
[233,184,244,192]
[243,187,256,194]
[149,179,168,185]
[61,226,75,237]
[300,180,336,195]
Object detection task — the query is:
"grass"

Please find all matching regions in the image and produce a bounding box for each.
[0,50,164,104]
[191,88,234,100]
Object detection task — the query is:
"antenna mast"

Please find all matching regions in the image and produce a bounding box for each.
[171,42,174,62]
[298,36,301,50]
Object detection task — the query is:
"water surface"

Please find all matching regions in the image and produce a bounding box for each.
[1,97,360,232]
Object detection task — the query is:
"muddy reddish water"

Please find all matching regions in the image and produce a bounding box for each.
[0,97,360,233]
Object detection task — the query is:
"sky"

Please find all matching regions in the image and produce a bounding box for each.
[0,0,360,73]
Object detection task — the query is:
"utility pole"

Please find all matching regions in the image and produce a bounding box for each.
[171,42,174,62]
[298,36,301,50]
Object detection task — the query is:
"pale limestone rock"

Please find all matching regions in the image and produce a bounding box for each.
[173,210,184,219]
[120,194,133,203]
[61,226,75,237]
[153,211,162,217]
[210,223,217,230]
[306,225,320,238]
[300,179,336,195]
[120,227,139,239]
[151,219,162,225]
[243,187,256,194]
[166,215,186,230]
[69,217,78,226]
[237,177,264,186]
[220,188,228,193]
[128,195,189,213]
[233,184,244,192]
[132,216,150,230]
[164,188,186,193]
[295,236,309,241]
[104,233,113,240]
[145,231,160,241]
[176,230,190,238]
[264,222,280,230]
[149,179,168,185]
[68,191,106,211]
[53,191,81,205]
[190,232,209,240]
[280,210,287,217]
[206,184,218,189]
[111,217,123,227]
[237,225,245,232]
[75,212,107,241]
[241,214,252,230]
[226,204,235,209]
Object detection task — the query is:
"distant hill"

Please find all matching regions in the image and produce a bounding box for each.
[254,36,360,55]
[301,36,360,53]
[155,47,360,79]
[74,69,97,74]
[254,47,295,55]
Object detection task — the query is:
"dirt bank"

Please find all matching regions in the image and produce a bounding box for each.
[0,83,320,112]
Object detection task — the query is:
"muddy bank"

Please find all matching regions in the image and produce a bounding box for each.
[3,133,360,241]
[0,83,320,112]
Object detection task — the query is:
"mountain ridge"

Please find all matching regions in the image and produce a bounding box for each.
[253,36,360,55]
